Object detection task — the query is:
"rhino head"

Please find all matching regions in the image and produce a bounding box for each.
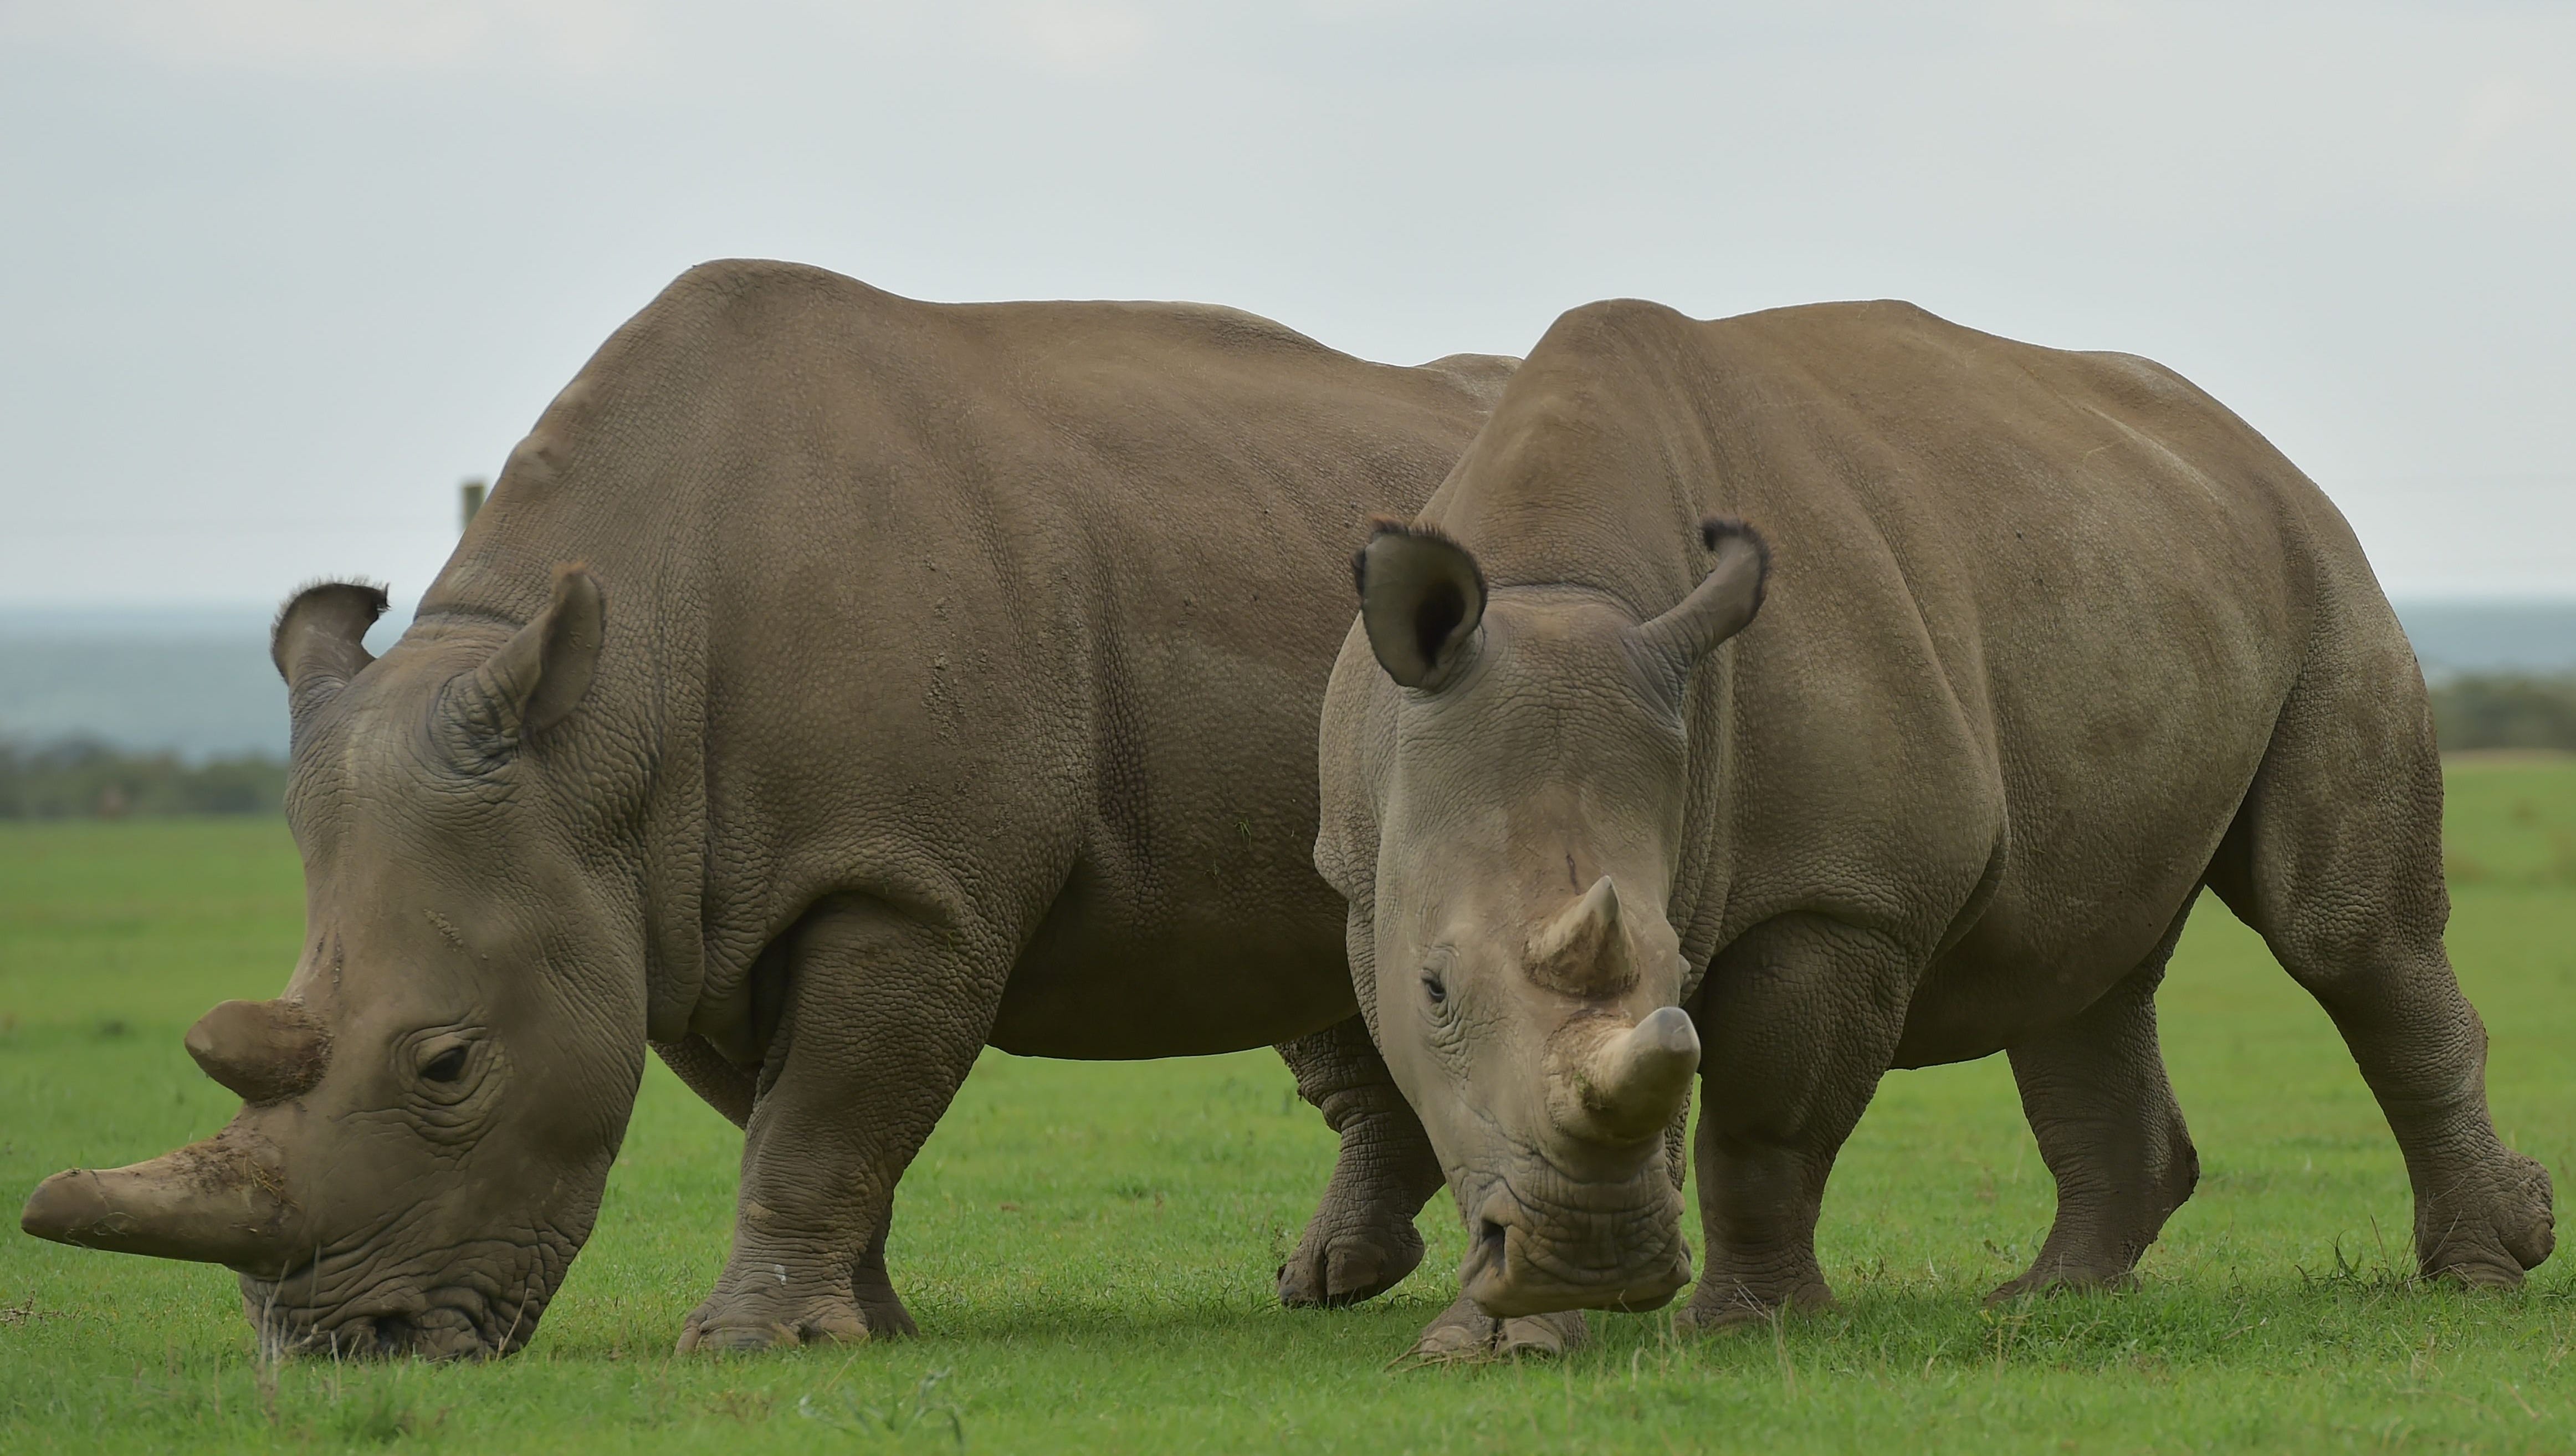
[1335,516,1767,1317]
[20,568,646,1358]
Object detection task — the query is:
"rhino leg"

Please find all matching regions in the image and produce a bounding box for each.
[677,900,1002,1352]
[1992,925,2199,1301]
[652,1034,756,1128]
[1276,1015,1444,1308]
[2206,661,2554,1288]
[1675,913,1911,1334]
[848,1218,916,1337]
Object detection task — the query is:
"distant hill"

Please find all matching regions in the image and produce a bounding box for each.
[0,599,2569,762]
[2390,602,2576,680]
[0,605,403,761]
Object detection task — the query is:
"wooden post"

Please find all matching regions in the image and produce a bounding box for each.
[460,478,488,530]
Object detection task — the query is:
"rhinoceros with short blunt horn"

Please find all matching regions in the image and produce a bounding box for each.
[23,260,1514,1357]
[1318,296,2553,1362]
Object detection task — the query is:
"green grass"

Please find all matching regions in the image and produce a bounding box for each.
[3,763,2574,1453]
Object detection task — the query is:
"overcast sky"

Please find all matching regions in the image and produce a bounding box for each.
[2,0,2570,609]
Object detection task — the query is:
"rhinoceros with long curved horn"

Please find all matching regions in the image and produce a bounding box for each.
[23,998,324,1269]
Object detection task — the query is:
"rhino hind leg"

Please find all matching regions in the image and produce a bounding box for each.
[1675,913,1913,1335]
[677,899,1002,1352]
[1276,1016,1445,1308]
[2204,632,2553,1288]
[1991,927,2199,1301]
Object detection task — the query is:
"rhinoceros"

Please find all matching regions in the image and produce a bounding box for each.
[1320,297,2555,1359]
[20,260,1501,1356]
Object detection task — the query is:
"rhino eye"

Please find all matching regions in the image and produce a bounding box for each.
[421,1046,469,1084]
[1422,974,1447,1006]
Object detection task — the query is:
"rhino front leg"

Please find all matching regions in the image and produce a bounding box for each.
[1678,912,1912,1334]
[677,898,1004,1352]
[1277,1015,1445,1308]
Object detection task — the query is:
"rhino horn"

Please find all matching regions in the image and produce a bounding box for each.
[1549,1007,1701,1147]
[21,1134,296,1274]
[1526,876,1639,996]
[186,999,331,1105]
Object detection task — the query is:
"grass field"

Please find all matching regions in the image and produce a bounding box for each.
[3,762,2573,1453]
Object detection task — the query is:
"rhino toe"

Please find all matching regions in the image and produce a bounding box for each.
[1496,1310,1589,1359]
[2500,1152,2555,1272]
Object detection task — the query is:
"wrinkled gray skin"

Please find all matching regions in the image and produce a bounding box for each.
[1320,297,2555,1357]
[20,260,1500,1357]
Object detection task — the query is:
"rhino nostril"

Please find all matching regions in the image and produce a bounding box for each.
[1478,1219,1507,1261]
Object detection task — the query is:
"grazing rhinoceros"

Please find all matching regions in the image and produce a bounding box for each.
[1321,296,2555,1360]
[20,260,1499,1356]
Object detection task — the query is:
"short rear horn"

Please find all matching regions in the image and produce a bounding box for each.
[1525,876,1640,997]
[186,999,331,1105]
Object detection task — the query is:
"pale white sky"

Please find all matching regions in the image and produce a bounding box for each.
[2,0,2570,607]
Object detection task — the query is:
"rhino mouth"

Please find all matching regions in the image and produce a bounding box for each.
[1456,1167,1692,1317]
[249,1296,523,1360]
[238,1230,575,1361]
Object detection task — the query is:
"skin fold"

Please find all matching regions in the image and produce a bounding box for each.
[1317,297,2555,1361]
[20,262,1506,1357]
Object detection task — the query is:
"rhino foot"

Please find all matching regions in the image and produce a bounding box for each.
[2420,1149,2555,1289]
[1986,1266,2140,1304]
[1391,1295,1589,1367]
[1673,1277,1832,1336]
[1278,1205,1426,1309]
[676,1278,911,1353]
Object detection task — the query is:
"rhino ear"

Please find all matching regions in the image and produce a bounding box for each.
[449,564,606,753]
[1630,517,1769,681]
[1355,520,1486,692]
[272,581,389,723]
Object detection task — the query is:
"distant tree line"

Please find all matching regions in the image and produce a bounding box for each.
[0,671,2569,819]
[0,738,288,818]
[2430,674,2576,755]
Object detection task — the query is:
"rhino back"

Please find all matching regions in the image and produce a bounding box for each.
[1703,305,2357,1044]
[416,260,1497,1056]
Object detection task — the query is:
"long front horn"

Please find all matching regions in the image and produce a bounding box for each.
[1548,1007,1701,1146]
[187,999,331,1104]
[21,1132,296,1274]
